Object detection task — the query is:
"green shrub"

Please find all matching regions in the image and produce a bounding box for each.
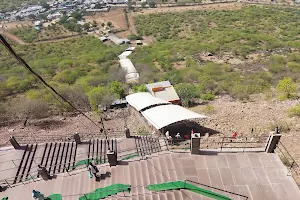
[10,27,38,43]
[202,104,216,114]
[230,84,250,100]
[175,83,200,107]
[276,77,298,100]
[287,62,300,72]
[201,93,215,101]
[288,104,300,117]
[127,34,143,40]
[269,120,291,133]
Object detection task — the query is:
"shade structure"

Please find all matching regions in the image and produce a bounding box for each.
[126,92,170,111]
[141,104,207,129]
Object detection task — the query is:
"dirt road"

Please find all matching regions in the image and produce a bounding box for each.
[0,29,27,44]
[134,2,242,15]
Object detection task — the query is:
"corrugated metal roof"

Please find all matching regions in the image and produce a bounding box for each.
[146,81,171,91]
[126,92,170,111]
[146,81,179,102]
[141,104,207,129]
[119,58,137,74]
[118,51,132,59]
[154,86,180,102]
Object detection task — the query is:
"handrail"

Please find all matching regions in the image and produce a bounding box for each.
[275,141,300,187]
[185,179,249,199]
[0,142,164,187]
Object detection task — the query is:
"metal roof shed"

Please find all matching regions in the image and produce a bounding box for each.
[141,104,207,129]
[126,92,170,111]
[119,59,137,74]
[146,81,180,103]
[118,51,132,59]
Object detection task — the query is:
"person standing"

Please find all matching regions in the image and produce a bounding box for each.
[32,190,46,200]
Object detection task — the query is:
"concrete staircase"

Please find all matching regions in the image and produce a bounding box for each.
[100,152,202,200]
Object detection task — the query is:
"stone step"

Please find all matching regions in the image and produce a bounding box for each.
[173,190,184,200]
[158,155,170,182]
[129,161,138,197]
[135,160,145,199]
[171,154,185,180]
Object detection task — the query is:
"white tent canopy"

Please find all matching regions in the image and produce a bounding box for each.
[126,92,170,111]
[142,104,207,129]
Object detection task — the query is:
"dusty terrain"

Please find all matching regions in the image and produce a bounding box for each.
[191,94,300,160]
[1,94,299,160]
[85,9,128,31]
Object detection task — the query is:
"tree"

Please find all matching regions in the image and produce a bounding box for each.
[60,15,68,24]
[92,20,97,28]
[71,11,83,21]
[288,104,300,117]
[87,86,116,110]
[83,23,90,30]
[107,22,112,27]
[148,2,156,8]
[132,84,147,93]
[58,85,90,110]
[175,83,199,107]
[8,98,50,126]
[276,77,298,100]
[127,34,143,40]
[101,23,105,27]
[110,81,125,98]
[108,65,127,83]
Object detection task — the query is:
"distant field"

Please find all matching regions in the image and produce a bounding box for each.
[9,25,79,43]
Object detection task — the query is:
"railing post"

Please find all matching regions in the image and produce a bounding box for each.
[220,137,224,151]
[265,132,281,153]
[65,168,71,176]
[12,160,17,167]
[243,137,247,153]
[289,161,295,174]
[29,172,36,182]
[5,179,12,188]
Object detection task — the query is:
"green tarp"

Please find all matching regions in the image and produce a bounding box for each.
[120,153,139,161]
[2,197,8,200]
[79,184,131,200]
[47,194,62,200]
[146,181,231,200]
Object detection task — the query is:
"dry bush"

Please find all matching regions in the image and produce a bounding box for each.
[269,120,291,133]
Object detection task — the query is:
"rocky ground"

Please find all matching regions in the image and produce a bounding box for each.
[192,94,300,160]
